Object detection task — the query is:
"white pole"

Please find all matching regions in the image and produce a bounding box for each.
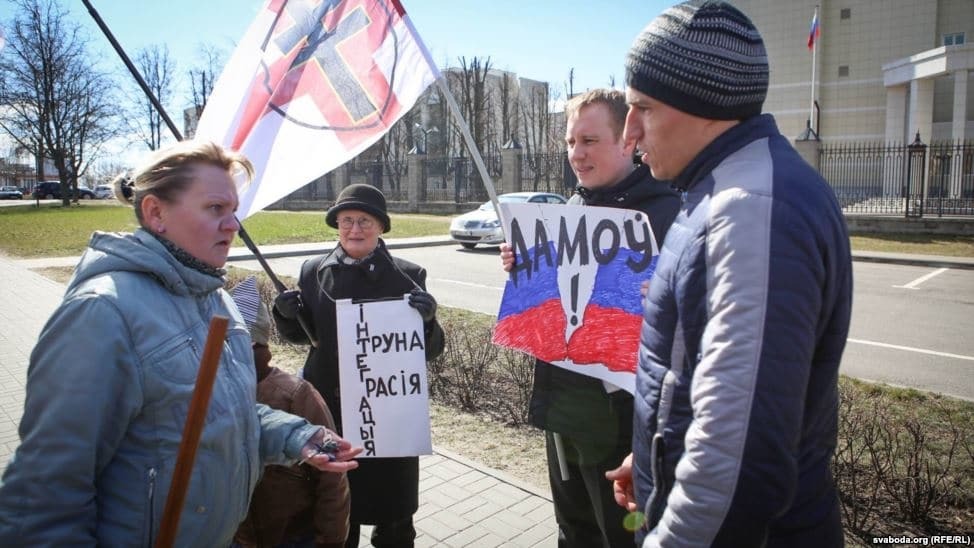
[434,77,502,219]
[809,6,818,134]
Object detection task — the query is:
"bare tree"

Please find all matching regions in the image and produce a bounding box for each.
[185,44,223,137]
[498,72,520,146]
[447,56,492,157]
[0,0,119,205]
[82,157,129,189]
[519,83,553,191]
[128,44,177,150]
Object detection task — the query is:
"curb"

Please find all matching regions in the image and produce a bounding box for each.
[851,252,974,271]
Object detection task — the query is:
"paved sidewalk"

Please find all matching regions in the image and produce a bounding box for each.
[0,254,557,547]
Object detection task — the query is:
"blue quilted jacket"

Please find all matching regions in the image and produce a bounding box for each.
[634,115,852,547]
[0,229,321,547]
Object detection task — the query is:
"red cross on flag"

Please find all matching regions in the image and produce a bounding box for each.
[196,0,440,219]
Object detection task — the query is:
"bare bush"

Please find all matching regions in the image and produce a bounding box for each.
[835,385,888,536]
[876,404,961,526]
[495,347,534,426]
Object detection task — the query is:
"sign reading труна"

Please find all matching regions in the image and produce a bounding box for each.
[336,296,432,458]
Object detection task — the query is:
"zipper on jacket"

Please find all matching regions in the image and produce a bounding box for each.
[145,467,157,546]
[681,190,688,204]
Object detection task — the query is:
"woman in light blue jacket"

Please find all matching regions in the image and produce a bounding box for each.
[0,141,359,547]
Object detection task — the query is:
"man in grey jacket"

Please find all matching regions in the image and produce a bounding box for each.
[608,2,853,546]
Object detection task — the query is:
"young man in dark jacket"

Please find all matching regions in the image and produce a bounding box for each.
[608,2,853,546]
[502,88,679,547]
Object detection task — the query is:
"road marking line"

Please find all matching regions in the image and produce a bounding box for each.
[431,278,503,291]
[847,338,974,362]
[893,267,949,289]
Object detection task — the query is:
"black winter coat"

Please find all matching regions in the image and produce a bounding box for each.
[528,164,680,449]
[274,240,445,523]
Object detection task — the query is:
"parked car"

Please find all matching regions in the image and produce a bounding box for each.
[0,186,23,200]
[32,181,95,200]
[94,184,114,199]
[449,191,567,249]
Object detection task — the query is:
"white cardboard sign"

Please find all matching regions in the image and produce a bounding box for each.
[336,295,432,458]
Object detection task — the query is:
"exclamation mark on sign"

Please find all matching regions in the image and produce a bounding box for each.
[570,274,579,326]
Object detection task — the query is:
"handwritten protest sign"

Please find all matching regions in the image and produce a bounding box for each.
[336,296,432,458]
[492,203,658,393]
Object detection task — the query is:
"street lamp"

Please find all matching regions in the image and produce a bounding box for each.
[414,123,439,154]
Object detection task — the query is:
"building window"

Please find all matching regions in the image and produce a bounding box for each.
[840,8,851,20]
[838,65,849,77]
[944,33,965,46]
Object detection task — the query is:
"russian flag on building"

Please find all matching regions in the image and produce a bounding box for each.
[807,8,821,50]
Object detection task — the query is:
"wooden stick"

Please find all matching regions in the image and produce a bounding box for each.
[155,316,229,548]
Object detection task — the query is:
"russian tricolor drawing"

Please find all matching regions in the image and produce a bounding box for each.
[807,7,821,50]
[492,203,659,393]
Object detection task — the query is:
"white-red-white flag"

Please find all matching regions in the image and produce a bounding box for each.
[196,0,440,219]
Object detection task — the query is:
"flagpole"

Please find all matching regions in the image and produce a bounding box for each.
[808,5,818,135]
[434,77,503,227]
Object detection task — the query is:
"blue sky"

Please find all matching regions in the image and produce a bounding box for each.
[0,0,679,165]
[3,0,680,111]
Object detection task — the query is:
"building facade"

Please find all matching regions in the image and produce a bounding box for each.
[733,0,973,144]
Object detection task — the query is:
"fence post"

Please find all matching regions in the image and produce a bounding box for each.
[793,138,821,172]
[905,132,927,218]
[407,152,424,213]
[501,140,522,194]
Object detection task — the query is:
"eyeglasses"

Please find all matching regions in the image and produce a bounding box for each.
[338,216,377,230]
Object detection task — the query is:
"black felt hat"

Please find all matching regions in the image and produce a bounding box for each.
[325,184,390,233]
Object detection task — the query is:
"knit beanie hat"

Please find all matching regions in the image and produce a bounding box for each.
[326,183,391,233]
[231,276,272,346]
[625,0,769,121]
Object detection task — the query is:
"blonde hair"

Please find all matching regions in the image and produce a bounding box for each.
[115,140,254,225]
[564,89,629,140]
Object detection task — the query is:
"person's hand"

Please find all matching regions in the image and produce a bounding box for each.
[408,289,437,322]
[274,289,303,320]
[299,427,362,473]
[605,453,637,511]
[640,279,651,298]
[499,242,515,272]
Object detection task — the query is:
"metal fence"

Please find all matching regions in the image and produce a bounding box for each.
[821,139,974,217]
[419,154,501,204]
[521,152,577,195]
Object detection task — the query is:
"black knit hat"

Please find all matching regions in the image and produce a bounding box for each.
[326,184,391,233]
[625,0,769,121]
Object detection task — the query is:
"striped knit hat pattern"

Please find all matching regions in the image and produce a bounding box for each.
[625,0,769,121]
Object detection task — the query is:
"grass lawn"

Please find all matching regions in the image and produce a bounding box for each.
[850,233,974,257]
[1,202,971,258]
[0,204,451,258]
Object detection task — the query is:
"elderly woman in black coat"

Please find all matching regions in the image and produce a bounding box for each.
[273,184,445,548]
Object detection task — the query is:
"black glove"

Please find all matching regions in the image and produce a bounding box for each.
[274,289,304,320]
[408,289,437,323]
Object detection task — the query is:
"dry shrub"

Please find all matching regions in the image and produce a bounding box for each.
[494,347,534,426]
[836,380,973,541]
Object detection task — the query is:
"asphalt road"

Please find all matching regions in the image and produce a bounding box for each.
[239,244,974,401]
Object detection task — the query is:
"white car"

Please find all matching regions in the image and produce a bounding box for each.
[449,191,567,249]
[94,184,114,199]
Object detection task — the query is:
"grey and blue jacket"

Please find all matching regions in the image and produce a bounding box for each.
[0,229,321,547]
[634,115,852,547]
